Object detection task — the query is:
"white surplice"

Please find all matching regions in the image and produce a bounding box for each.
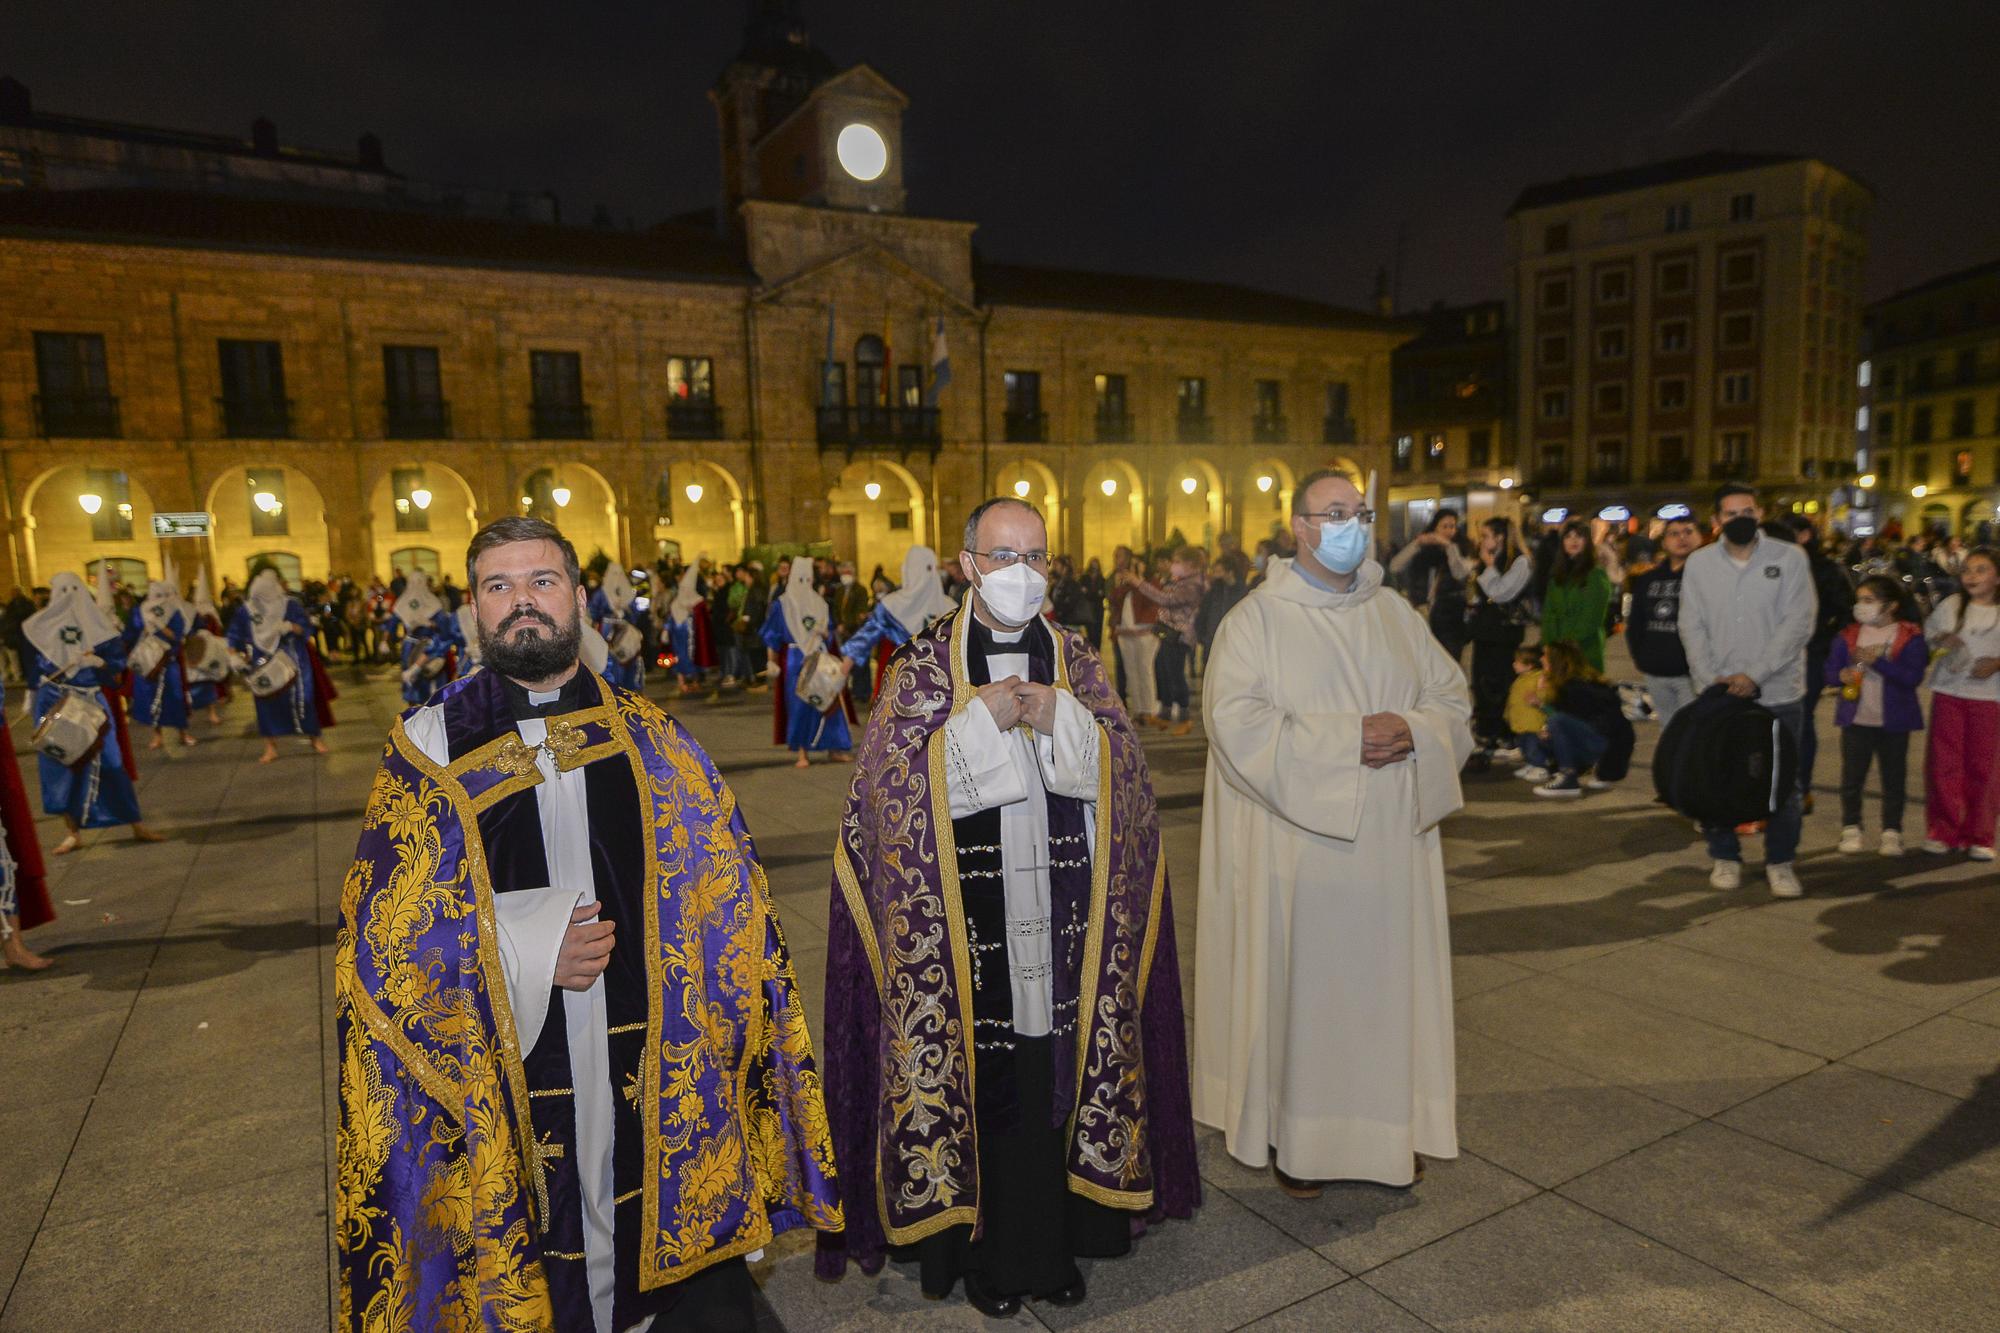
[405,696,648,1333]
[939,619,1101,1039]
[1191,557,1473,1186]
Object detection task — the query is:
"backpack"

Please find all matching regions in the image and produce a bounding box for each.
[1652,686,1798,825]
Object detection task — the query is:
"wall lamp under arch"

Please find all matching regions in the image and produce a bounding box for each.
[551,486,572,508]
[864,481,882,501]
[685,482,704,504]
[1100,477,1118,497]
[410,488,433,511]
[77,492,103,515]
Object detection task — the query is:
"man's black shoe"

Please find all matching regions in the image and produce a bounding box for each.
[961,1271,1022,1319]
[1040,1275,1088,1307]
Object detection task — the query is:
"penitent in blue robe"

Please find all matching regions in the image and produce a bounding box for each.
[227,600,322,737]
[33,640,143,828]
[838,602,918,667]
[399,612,462,707]
[761,596,851,753]
[588,588,646,692]
[126,607,190,731]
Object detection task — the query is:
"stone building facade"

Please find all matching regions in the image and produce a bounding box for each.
[0,22,1407,591]
[1387,299,1514,542]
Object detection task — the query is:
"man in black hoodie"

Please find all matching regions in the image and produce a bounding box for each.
[1627,514,1702,728]
[1788,515,1855,812]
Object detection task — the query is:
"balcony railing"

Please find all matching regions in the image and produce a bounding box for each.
[217,395,292,439]
[1645,459,1693,483]
[1252,414,1289,445]
[1710,458,1753,481]
[1532,463,1571,487]
[816,404,941,450]
[531,400,593,440]
[1003,409,1047,443]
[667,400,723,439]
[384,397,451,440]
[1094,410,1133,444]
[34,392,121,438]
[1323,415,1357,445]
[1176,412,1213,444]
[1424,450,1448,473]
[1586,463,1631,485]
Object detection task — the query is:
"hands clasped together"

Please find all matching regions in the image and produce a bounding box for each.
[1361,712,1414,769]
[976,675,1058,736]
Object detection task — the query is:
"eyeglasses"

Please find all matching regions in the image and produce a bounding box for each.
[968,548,1050,570]
[1300,507,1374,525]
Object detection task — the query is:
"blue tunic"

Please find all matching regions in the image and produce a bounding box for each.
[838,602,916,667]
[33,640,143,828]
[589,589,647,692]
[761,597,851,753]
[399,620,458,707]
[227,600,323,737]
[126,607,191,731]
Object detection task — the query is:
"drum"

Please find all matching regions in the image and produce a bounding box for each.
[242,648,300,698]
[127,632,171,681]
[606,620,643,665]
[184,630,229,683]
[793,650,848,714]
[31,688,109,766]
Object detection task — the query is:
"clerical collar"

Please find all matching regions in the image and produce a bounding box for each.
[1292,558,1342,593]
[499,669,585,721]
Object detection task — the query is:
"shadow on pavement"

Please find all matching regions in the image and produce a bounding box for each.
[1825,1062,2000,1223]
[33,918,333,991]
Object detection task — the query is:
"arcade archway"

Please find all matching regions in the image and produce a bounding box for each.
[992,459,1062,556]
[368,462,480,585]
[205,464,332,583]
[654,460,746,566]
[1081,458,1144,567]
[1245,458,1298,546]
[22,464,160,587]
[1162,457,1224,553]
[519,463,619,567]
[829,459,926,581]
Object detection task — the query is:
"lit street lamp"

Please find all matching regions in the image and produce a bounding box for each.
[78,492,102,515]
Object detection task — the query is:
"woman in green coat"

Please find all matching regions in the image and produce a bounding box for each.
[1541,520,1615,671]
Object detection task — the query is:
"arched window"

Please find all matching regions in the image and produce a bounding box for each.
[389,546,441,578]
[854,334,886,413]
[247,551,303,587]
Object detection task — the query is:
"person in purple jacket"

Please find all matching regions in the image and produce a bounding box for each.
[1827,575,1928,857]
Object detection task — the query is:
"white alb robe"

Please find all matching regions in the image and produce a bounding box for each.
[939,620,1101,1037]
[405,695,654,1333]
[1191,557,1472,1186]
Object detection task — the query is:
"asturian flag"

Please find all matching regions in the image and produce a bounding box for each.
[925,315,952,405]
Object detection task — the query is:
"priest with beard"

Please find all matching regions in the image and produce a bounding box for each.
[337,517,839,1333]
[816,498,1199,1318]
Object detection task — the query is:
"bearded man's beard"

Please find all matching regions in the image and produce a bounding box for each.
[479,604,583,681]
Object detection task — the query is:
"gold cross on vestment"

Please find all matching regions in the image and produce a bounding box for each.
[491,715,591,777]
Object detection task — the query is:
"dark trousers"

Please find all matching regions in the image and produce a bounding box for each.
[1469,632,1523,744]
[1546,710,1608,775]
[1840,725,1910,831]
[1800,651,1828,796]
[1155,635,1191,716]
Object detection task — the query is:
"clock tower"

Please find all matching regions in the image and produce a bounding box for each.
[711,1,909,220]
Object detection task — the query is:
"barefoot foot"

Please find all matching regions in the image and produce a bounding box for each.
[258,745,280,765]
[311,739,330,755]
[51,834,82,856]
[2,938,53,971]
[793,755,811,769]
[132,824,167,843]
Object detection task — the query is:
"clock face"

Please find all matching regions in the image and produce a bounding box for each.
[835,123,888,182]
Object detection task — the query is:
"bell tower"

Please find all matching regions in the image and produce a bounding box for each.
[710,1,908,221]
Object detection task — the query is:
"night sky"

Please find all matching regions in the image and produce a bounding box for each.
[11,1,1997,311]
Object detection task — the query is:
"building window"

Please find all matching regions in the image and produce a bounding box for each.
[1954,450,1974,484]
[1536,443,1568,482]
[1094,372,1132,441]
[1600,210,1627,241]
[84,467,134,542]
[245,468,290,539]
[1596,268,1630,304]
[383,344,447,439]
[1656,258,1693,296]
[1323,380,1354,444]
[1721,251,1759,289]
[1539,274,1570,310]
[1540,332,1569,366]
[1544,222,1570,252]
[1393,434,1415,472]
[1910,450,1930,485]
[1956,348,1979,385]
[1664,201,1692,232]
[1653,434,1690,479]
[1003,370,1045,442]
[1596,326,1628,360]
[1912,357,1935,391]
[851,334,887,407]
[663,354,721,438]
[1590,438,1627,482]
[1176,376,1211,442]
[1880,363,1899,396]
[1717,431,1751,469]
[1656,377,1690,411]
[1468,428,1492,468]
[391,467,431,534]
[1952,398,1976,438]
[1594,382,1627,415]
[529,349,589,438]
[1877,409,1895,443]
[1657,318,1691,354]
[1425,432,1447,469]
[217,338,289,437]
[1253,378,1286,442]
[1720,312,1757,348]
[1911,404,1933,442]
[33,332,119,437]
[1729,192,1756,221]
[897,365,923,409]
[1540,387,1569,420]
[1720,372,1755,406]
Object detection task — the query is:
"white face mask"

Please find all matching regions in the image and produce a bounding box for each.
[973,562,1047,627]
[839,573,855,587]
[1854,601,1886,626]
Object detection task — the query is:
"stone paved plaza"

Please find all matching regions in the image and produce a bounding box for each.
[3,643,1999,1332]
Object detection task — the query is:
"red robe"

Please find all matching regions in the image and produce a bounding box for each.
[0,717,53,930]
[109,676,139,781]
[307,641,339,729]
